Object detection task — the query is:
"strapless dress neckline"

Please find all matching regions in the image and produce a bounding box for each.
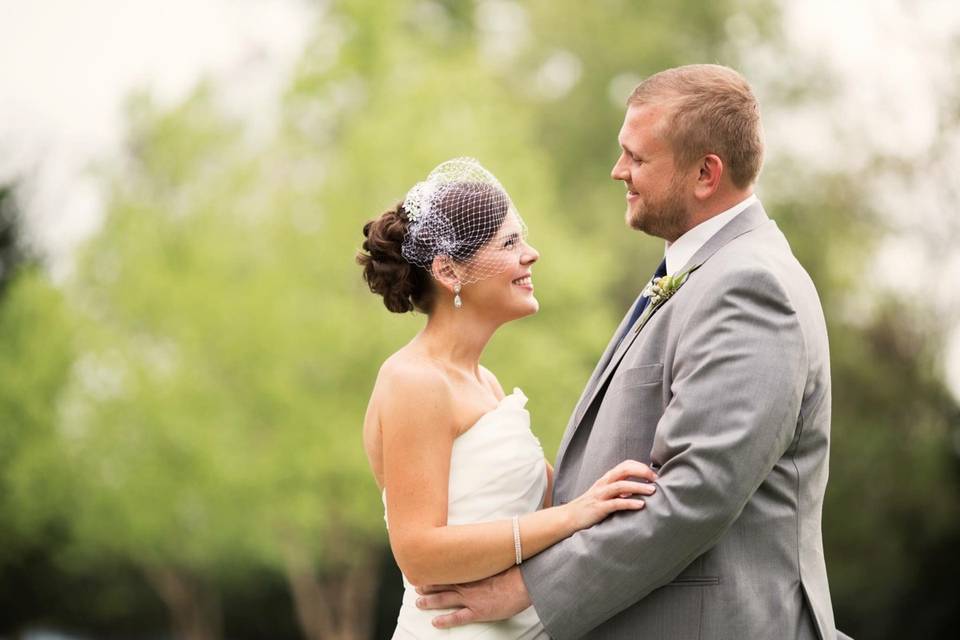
[381,388,529,497]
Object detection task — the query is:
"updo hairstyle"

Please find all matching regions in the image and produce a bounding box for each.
[357,202,433,313]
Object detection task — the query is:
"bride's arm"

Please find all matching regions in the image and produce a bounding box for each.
[380,365,655,586]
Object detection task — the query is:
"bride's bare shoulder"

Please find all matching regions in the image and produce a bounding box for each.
[376,350,444,389]
[372,351,455,428]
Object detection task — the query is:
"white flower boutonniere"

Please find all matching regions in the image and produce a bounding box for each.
[635,265,701,333]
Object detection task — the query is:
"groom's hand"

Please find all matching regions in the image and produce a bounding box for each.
[415,565,532,628]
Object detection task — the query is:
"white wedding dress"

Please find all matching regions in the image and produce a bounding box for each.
[383,388,550,639]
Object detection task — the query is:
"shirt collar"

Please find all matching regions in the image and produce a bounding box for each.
[663,194,759,275]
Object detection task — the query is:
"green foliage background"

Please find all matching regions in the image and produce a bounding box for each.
[1,1,958,638]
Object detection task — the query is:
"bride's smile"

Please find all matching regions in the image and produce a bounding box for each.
[511,274,533,290]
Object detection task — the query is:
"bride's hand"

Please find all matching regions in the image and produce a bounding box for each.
[562,459,657,531]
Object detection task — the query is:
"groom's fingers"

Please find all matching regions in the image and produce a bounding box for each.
[432,607,479,629]
[416,584,454,595]
[417,591,464,610]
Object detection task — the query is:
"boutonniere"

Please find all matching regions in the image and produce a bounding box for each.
[635,265,701,333]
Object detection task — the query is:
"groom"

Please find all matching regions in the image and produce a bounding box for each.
[417,64,849,639]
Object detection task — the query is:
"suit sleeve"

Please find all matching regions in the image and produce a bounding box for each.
[520,268,808,639]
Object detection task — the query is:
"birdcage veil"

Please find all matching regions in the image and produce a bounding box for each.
[400,157,528,285]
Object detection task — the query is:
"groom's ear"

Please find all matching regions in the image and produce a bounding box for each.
[694,153,724,200]
[431,255,460,293]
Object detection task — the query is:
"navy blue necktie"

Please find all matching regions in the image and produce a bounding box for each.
[613,257,667,353]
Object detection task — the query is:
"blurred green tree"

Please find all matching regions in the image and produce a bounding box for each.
[1,2,958,640]
[0,260,77,629]
[0,184,27,296]
[46,4,614,632]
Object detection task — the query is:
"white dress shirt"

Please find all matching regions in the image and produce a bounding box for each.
[663,194,759,275]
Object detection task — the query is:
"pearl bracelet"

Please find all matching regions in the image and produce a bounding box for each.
[512,515,523,565]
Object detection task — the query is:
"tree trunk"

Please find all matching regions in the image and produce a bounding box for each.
[283,544,377,640]
[143,564,222,640]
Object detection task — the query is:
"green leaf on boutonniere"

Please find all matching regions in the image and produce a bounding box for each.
[633,264,701,334]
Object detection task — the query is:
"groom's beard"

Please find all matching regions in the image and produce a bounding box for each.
[626,174,691,242]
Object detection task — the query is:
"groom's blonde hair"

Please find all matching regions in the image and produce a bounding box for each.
[628,64,764,188]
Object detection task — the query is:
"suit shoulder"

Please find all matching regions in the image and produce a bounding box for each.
[695,251,793,302]
[699,226,813,299]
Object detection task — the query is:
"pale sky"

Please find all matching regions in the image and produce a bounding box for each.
[0,0,314,273]
[1,0,958,395]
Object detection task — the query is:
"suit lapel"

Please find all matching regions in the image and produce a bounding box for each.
[555,202,771,467]
[582,294,645,402]
[555,293,646,461]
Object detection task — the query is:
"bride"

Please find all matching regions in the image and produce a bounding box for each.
[358,158,657,638]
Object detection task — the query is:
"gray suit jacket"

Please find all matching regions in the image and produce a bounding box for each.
[522,203,844,639]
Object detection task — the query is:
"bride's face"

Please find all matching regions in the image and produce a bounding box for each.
[458,210,540,322]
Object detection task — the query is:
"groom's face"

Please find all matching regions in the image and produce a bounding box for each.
[612,104,693,242]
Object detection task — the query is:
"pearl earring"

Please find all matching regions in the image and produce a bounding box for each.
[453,283,462,309]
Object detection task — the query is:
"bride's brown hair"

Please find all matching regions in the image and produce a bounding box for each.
[357,202,434,313]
